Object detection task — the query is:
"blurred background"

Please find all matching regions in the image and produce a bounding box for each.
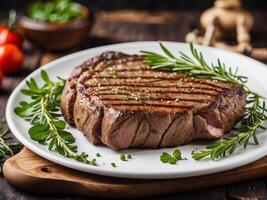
[0,0,265,79]
[1,0,267,11]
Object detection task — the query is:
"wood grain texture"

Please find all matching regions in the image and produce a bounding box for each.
[3,148,267,199]
[1,10,267,200]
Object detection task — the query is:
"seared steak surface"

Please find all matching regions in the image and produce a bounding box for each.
[60,52,246,150]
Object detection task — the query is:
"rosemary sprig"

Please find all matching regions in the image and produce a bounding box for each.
[14,70,96,165]
[141,43,267,160]
[0,119,22,173]
[141,43,249,86]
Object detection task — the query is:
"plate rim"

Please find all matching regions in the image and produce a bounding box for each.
[6,41,267,179]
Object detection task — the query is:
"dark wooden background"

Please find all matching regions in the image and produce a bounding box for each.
[1,1,267,199]
[1,0,267,11]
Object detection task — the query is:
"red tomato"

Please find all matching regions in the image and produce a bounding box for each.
[0,26,22,48]
[0,70,3,86]
[0,44,24,74]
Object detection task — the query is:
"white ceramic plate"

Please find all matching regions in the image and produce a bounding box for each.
[6,41,267,179]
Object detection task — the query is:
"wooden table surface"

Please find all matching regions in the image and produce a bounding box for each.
[1,10,267,200]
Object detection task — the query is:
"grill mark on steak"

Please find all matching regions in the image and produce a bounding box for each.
[61,51,130,125]
[91,65,232,89]
[93,76,232,88]
[94,91,216,100]
[61,51,246,150]
[111,105,189,113]
[101,100,206,107]
[85,77,230,91]
[102,102,197,109]
[101,97,211,103]
[81,61,232,91]
[86,84,224,93]
[91,86,220,93]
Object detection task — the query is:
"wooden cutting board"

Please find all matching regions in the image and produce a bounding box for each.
[3,148,267,199]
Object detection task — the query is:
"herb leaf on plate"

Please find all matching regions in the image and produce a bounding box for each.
[14,70,96,165]
[160,149,182,164]
[142,43,267,160]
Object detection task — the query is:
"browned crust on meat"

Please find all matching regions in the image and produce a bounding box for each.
[61,51,246,150]
[60,51,129,125]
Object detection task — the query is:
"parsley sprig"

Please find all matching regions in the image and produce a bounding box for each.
[14,70,96,165]
[141,43,267,160]
[160,149,182,164]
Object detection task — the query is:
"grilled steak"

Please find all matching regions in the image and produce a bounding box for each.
[61,51,246,150]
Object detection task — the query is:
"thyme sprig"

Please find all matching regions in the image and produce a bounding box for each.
[14,70,96,165]
[141,43,267,160]
[0,119,22,173]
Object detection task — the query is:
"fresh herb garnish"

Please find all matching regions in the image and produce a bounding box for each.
[120,153,127,161]
[111,162,117,167]
[26,0,83,23]
[14,70,96,165]
[96,153,101,157]
[119,153,132,161]
[141,43,248,85]
[160,149,182,164]
[142,43,267,160]
[0,119,22,173]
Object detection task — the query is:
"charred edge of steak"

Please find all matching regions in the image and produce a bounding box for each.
[62,51,246,150]
[72,55,144,144]
[192,86,245,142]
[60,51,131,125]
[99,85,246,150]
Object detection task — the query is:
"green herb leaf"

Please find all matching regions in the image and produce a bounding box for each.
[160,149,182,164]
[172,149,182,160]
[29,124,50,142]
[41,70,51,83]
[120,153,127,161]
[14,70,95,165]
